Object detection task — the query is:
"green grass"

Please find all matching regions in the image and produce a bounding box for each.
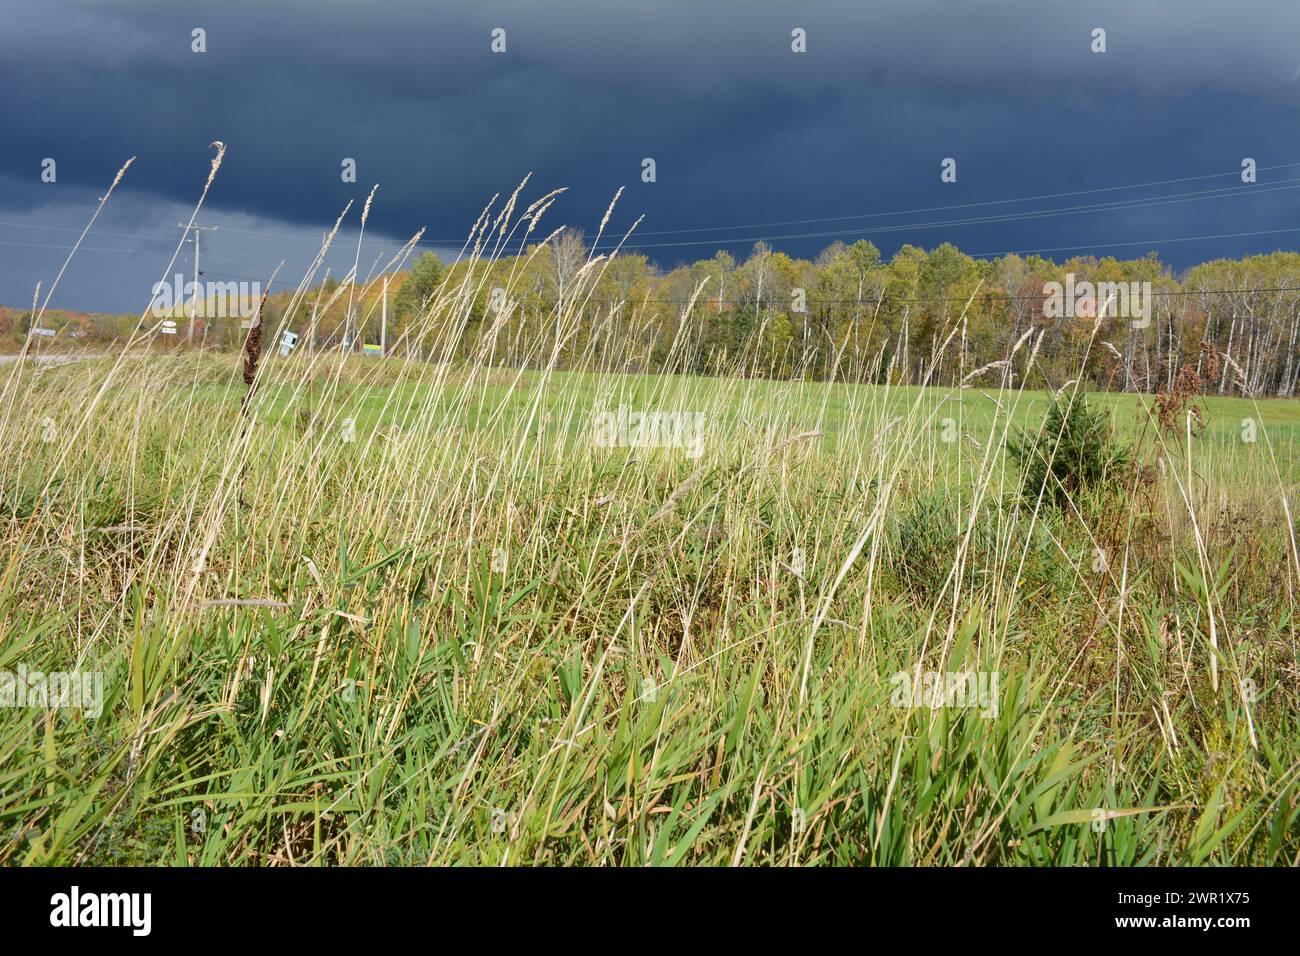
[0,347,1297,866]
[208,361,1300,484]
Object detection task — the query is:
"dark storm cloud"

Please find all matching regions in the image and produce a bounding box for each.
[4,0,1300,311]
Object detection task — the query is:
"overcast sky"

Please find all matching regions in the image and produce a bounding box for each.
[4,0,1300,313]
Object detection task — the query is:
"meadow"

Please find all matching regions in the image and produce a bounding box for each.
[1,337,1297,866]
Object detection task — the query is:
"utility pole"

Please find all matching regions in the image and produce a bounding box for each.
[381,274,388,356]
[178,222,218,345]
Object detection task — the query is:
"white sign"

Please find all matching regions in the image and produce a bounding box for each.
[160,320,178,335]
[31,327,56,337]
[279,330,300,357]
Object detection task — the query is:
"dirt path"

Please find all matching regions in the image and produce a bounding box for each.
[0,353,105,365]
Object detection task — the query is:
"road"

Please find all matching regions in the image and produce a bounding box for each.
[0,353,104,365]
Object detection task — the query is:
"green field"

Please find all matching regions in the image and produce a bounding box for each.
[1,351,1297,865]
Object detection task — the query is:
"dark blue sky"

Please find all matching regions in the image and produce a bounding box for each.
[4,0,1300,313]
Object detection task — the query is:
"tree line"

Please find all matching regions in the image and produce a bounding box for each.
[10,236,1300,397]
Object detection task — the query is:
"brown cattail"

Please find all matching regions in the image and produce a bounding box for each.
[242,321,261,386]
[241,287,271,414]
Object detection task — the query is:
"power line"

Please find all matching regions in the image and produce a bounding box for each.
[210,159,1300,249]
[406,173,1300,253]
[0,237,289,272]
[589,180,1300,252]
[5,159,1297,254]
[620,161,1300,238]
[0,221,186,244]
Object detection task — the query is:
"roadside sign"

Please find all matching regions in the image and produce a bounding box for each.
[279,330,300,356]
[31,327,56,337]
[160,320,178,335]
[362,343,382,357]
